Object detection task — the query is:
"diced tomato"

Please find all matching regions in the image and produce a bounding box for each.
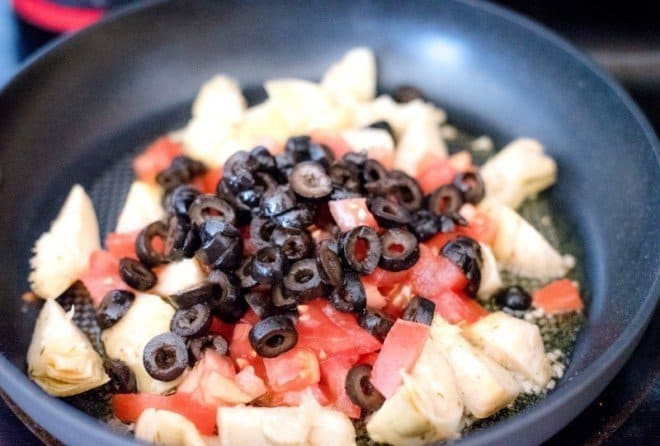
[105,231,139,260]
[310,130,353,158]
[532,279,583,314]
[363,282,387,311]
[457,204,498,246]
[328,198,378,231]
[240,309,260,326]
[371,320,430,398]
[364,267,411,288]
[417,159,457,194]
[431,289,488,324]
[79,250,127,306]
[425,232,459,252]
[359,352,379,366]
[209,317,235,341]
[132,137,182,182]
[229,323,258,363]
[264,347,320,392]
[409,245,468,299]
[296,299,381,357]
[112,393,217,435]
[366,146,394,169]
[319,355,361,419]
[199,167,223,194]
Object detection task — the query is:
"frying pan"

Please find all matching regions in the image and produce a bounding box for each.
[0,0,658,445]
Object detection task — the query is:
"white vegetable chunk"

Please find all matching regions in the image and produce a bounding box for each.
[27,299,108,396]
[135,408,206,446]
[477,243,502,300]
[181,117,241,168]
[431,318,521,418]
[394,105,448,176]
[29,185,100,299]
[478,199,574,279]
[115,181,165,233]
[341,127,395,164]
[480,138,557,209]
[321,47,376,103]
[152,258,207,297]
[101,293,181,394]
[463,312,552,387]
[192,75,246,124]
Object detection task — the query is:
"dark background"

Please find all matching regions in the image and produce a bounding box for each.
[0,1,658,445]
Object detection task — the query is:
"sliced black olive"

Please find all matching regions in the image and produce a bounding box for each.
[249,315,298,358]
[284,135,312,163]
[198,218,240,244]
[188,194,236,227]
[96,290,135,329]
[330,188,363,200]
[358,311,394,342]
[250,216,277,248]
[143,332,188,381]
[317,239,344,287]
[330,270,366,313]
[249,145,276,174]
[181,227,201,258]
[387,171,424,211]
[118,258,157,291]
[170,303,212,338]
[188,335,228,363]
[223,151,255,192]
[171,155,207,177]
[290,161,333,199]
[272,283,298,310]
[328,160,362,192]
[273,206,315,230]
[245,291,277,319]
[283,259,325,303]
[168,282,217,309]
[136,220,170,267]
[428,184,465,218]
[342,151,368,168]
[308,142,335,168]
[271,226,312,262]
[494,285,532,310]
[401,296,435,325]
[345,364,385,411]
[164,215,191,261]
[164,185,200,216]
[235,256,258,289]
[392,85,426,103]
[260,185,297,217]
[368,197,412,228]
[408,209,442,241]
[274,152,295,182]
[453,171,485,204]
[440,236,482,297]
[216,178,252,218]
[104,359,137,394]
[366,120,396,143]
[251,246,286,285]
[379,228,420,272]
[156,156,206,191]
[207,270,247,322]
[362,159,388,183]
[195,223,243,271]
[340,226,382,275]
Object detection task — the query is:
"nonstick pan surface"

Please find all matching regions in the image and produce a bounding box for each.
[0,1,659,445]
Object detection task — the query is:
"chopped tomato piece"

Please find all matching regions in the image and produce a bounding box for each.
[229,323,258,363]
[319,355,361,419]
[532,279,583,314]
[112,393,216,435]
[425,232,459,252]
[310,130,352,158]
[240,309,260,326]
[328,198,378,231]
[417,159,457,194]
[80,250,127,306]
[457,204,498,246]
[209,317,235,341]
[371,320,430,398]
[364,267,411,288]
[199,167,223,194]
[366,146,394,169]
[264,347,320,392]
[409,245,468,299]
[105,231,139,260]
[359,352,379,366]
[132,137,182,183]
[431,289,488,324]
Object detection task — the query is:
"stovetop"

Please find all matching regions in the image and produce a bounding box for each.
[0,1,658,445]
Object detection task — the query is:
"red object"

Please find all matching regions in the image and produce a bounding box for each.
[105,231,139,260]
[12,0,103,33]
[319,355,362,418]
[364,267,411,288]
[417,159,457,194]
[310,130,353,158]
[410,245,469,298]
[79,250,127,306]
[328,198,378,232]
[132,137,183,183]
[264,347,320,392]
[431,289,488,324]
[112,393,217,436]
[370,320,430,398]
[532,279,584,314]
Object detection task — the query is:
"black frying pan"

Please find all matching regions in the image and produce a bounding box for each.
[0,1,659,445]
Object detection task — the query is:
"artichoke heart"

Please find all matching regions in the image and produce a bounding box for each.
[115,180,165,233]
[135,408,206,446]
[27,299,108,396]
[321,47,376,103]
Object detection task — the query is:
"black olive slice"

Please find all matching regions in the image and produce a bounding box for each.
[198,218,240,244]
[273,206,315,230]
[342,151,368,168]
[207,270,247,322]
[104,359,137,394]
[368,197,412,228]
[235,256,258,289]
[272,283,298,311]
[440,236,482,298]
[143,332,188,381]
[392,85,426,103]
[156,156,206,192]
[244,291,277,319]
[428,185,464,217]
[345,364,385,411]
[96,290,135,330]
[195,225,243,271]
[290,161,333,199]
[249,145,277,174]
[188,194,236,227]
[282,259,325,303]
[164,185,200,216]
[362,159,388,183]
[329,270,366,313]
[317,239,344,287]
[136,220,170,267]
[223,150,256,192]
[453,171,486,204]
[308,143,335,168]
[249,315,298,358]
[188,335,229,363]
[260,185,297,217]
[251,246,286,285]
[271,226,312,262]
[168,282,217,309]
[379,228,420,272]
[274,152,295,182]
[408,209,442,241]
[387,171,424,211]
[340,226,382,275]
[284,135,312,163]
[401,296,436,325]
[165,215,191,261]
[358,311,394,342]
[170,303,213,338]
[494,285,532,310]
